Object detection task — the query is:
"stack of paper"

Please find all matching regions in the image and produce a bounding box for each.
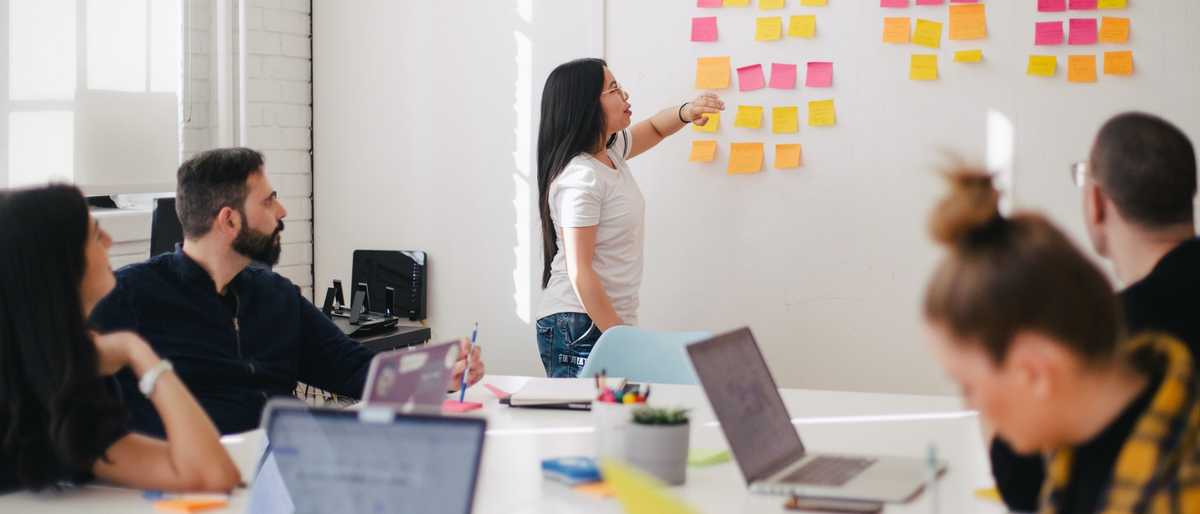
[508,377,627,407]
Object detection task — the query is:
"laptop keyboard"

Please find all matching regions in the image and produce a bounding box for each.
[781,456,877,487]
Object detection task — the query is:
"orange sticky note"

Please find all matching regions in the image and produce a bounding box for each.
[772,107,799,133]
[695,57,730,89]
[883,17,911,43]
[728,143,764,174]
[1103,50,1133,75]
[1068,55,1097,82]
[775,144,802,169]
[1027,55,1057,76]
[949,4,986,40]
[910,54,938,80]
[912,19,943,49]
[1098,17,1129,43]
[689,141,718,162]
[154,499,229,513]
[808,99,835,126]
[575,482,615,499]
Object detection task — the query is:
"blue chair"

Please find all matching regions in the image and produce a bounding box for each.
[578,326,713,385]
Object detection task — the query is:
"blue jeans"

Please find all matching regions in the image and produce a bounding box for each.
[536,312,601,378]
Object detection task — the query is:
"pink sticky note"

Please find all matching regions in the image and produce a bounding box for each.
[1069,18,1098,44]
[1069,0,1097,9]
[692,17,718,42]
[483,384,511,399]
[698,0,723,7]
[1035,21,1064,45]
[805,62,833,87]
[443,400,483,413]
[737,64,765,92]
[768,63,797,89]
[916,0,944,4]
[881,0,907,7]
[1039,0,1067,11]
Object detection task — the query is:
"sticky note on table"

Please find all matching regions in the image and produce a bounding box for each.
[788,15,816,38]
[806,62,833,87]
[1035,21,1064,45]
[769,63,797,89]
[154,499,229,513]
[443,400,483,413]
[574,482,615,500]
[756,17,783,41]
[916,0,944,5]
[1068,55,1097,82]
[910,54,938,80]
[692,17,718,42]
[759,0,785,9]
[949,4,986,40]
[1027,55,1057,76]
[1039,0,1066,11]
[692,112,719,132]
[1098,17,1129,43]
[1069,0,1097,9]
[775,144,802,169]
[772,107,799,133]
[881,0,907,7]
[1098,0,1126,7]
[688,449,732,467]
[954,49,982,62]
[727,143,764,174]
[698,0,723,7]
[689,141,719,162]
[724,0,750,5]
[1069,18,1098,44]
[801,0,827,5]
[601,459,701,514]
[913,19,943,48]
[808,99,835,126]
[734,105,763,128]
[883,18,911,43]
[1104,50,1133,75]
[695,57,730,89]
[737,64,765,91]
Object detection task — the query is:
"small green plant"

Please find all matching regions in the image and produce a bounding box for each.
[631,406,690,426]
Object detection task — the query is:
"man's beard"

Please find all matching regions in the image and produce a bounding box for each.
[231,212,284,266]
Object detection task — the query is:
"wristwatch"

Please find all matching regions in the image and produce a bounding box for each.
[139,359,174,397]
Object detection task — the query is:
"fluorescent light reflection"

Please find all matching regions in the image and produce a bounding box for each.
[703,411,979,428]
[487,426,594,437]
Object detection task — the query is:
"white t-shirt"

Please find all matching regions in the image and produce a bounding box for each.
[536,129,645,327]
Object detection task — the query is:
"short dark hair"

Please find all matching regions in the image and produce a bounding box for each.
[176,147,265,239]
[1090,112,1198,227]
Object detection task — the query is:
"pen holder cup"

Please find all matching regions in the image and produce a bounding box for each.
[624,421,690,486]
[592,401,636,459]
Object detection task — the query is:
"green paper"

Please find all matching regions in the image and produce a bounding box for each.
[687,448,731,467]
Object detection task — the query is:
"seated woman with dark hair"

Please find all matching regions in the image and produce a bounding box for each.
[0,185,240,493]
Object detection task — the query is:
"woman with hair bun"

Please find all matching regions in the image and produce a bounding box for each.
[923,170,1200,514]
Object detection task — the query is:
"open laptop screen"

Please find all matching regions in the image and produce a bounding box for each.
[687,327,806,483]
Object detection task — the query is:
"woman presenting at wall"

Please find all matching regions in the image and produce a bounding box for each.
[535,58,723,378]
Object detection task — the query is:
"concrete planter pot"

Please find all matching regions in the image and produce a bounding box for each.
[624,421,690,485]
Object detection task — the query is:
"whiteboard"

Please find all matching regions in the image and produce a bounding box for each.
[604,0,1200,394]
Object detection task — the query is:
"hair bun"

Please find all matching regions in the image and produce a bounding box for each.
[929,171,1001,246]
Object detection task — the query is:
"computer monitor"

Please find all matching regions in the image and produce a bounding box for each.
[149,197,183,257]
[351,250,427,321]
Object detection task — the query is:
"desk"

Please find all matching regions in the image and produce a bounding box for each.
[0,376,1007,514]
[350,323,431,352]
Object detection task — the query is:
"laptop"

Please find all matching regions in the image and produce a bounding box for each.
[686,327,940,503]
[249,400,487,514]
[361,340,459,413]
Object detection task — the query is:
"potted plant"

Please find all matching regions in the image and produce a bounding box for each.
[624,407,690,485]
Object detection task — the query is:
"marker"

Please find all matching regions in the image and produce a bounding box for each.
[459,323,477,403]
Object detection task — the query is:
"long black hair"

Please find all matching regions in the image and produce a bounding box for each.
[0,185,128,490]
[537,58,615,289]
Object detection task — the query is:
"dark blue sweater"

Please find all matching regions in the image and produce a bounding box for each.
[90,247,376,436]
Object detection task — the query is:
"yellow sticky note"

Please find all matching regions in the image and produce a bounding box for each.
[949,4,986,40]
[1027,55,1057,76]
[1068,55,1097,83]
[756,17,783,41]
[734,106,763,128]
[775,144,802,169]
[912,19,943,49]
[883,17,911,43]
[808,99,835,127]
[910,54,938,80]
[600,459,701,514]
[692,112,719,132]
[1098,0,1126,7]
[772,107,799,134]
[801,0,827,4]
[954,49,982,62]
[1098,17,1130,43]
[727,143,764,175]
[759,0,785,9]
[689,141,718,162]
[788,15,816,38]
[723,0,750,5]
[695,57,730,89]
[1104,50,1133,75]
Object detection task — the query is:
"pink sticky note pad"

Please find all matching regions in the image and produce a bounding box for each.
[916,0,944,4]
[1069,18,1098,44]
[443,400,483,413]
[805,62,833,87]
[697,0,722,7]
[1069,0,1097,9]
[880,0,907,6]
[737,64,765,92]
[691,17,718,42]
[483,384,511,399]
[1035,22,1064,45]
[1039,0,1066,11]
[768,63,797,89]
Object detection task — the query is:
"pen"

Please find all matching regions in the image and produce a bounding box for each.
[459,322,477,403]
[926,442,939,514]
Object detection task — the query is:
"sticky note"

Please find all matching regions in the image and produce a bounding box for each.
[772,107,799,133]
[948,5,985,40]
[975,487,1003,502]
[724,0,750,5]
[688,449,732,467]
[692,17,718,42]
[910,54,938,80]
[737,64,765,91]
[698,0,723,7]
[574,482,615,500]
[1098,17,1129,43]
[954,49,982,62]
[153,499,229,513]
[916,0,944,5]
[950,0,978,2]
[695,57,730,89]
[913,19,943,48]
[1035,22,1064,45]
[801,0,827,5]
[883,18,911,43]
[1027,55,1057,76]
[775,144,802,169]
[734,105,763,128]
[483,384,511,399]
[442,400,482,412]
[788,15,816,38]
[689,141,719,162]
[1069,0,1097,9]
[1039,0,1066,11]
[808,99,835,126]
[806,62,833,87]
[1068,55,1097,82]
[1069,18,1098,45]
[759,0,785,9]
[755,17,783,41]
[601,459,702,514]
[1104,50,1133,75]
[692,113,719,132]
[1098,0,1126,7]
[727,143,764,174]
[769,63,797,89]
[881,0,907,6]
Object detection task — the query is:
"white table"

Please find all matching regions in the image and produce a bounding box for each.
[0,375,1010,513]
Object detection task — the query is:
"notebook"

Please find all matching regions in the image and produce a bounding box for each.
[506,377,627,407]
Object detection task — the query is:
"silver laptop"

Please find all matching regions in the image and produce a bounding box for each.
[686,327,941,503]
[361,340,459,413]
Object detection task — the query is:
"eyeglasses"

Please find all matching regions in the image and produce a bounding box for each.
[1070,161,1088,188]
[601,83,628,100]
